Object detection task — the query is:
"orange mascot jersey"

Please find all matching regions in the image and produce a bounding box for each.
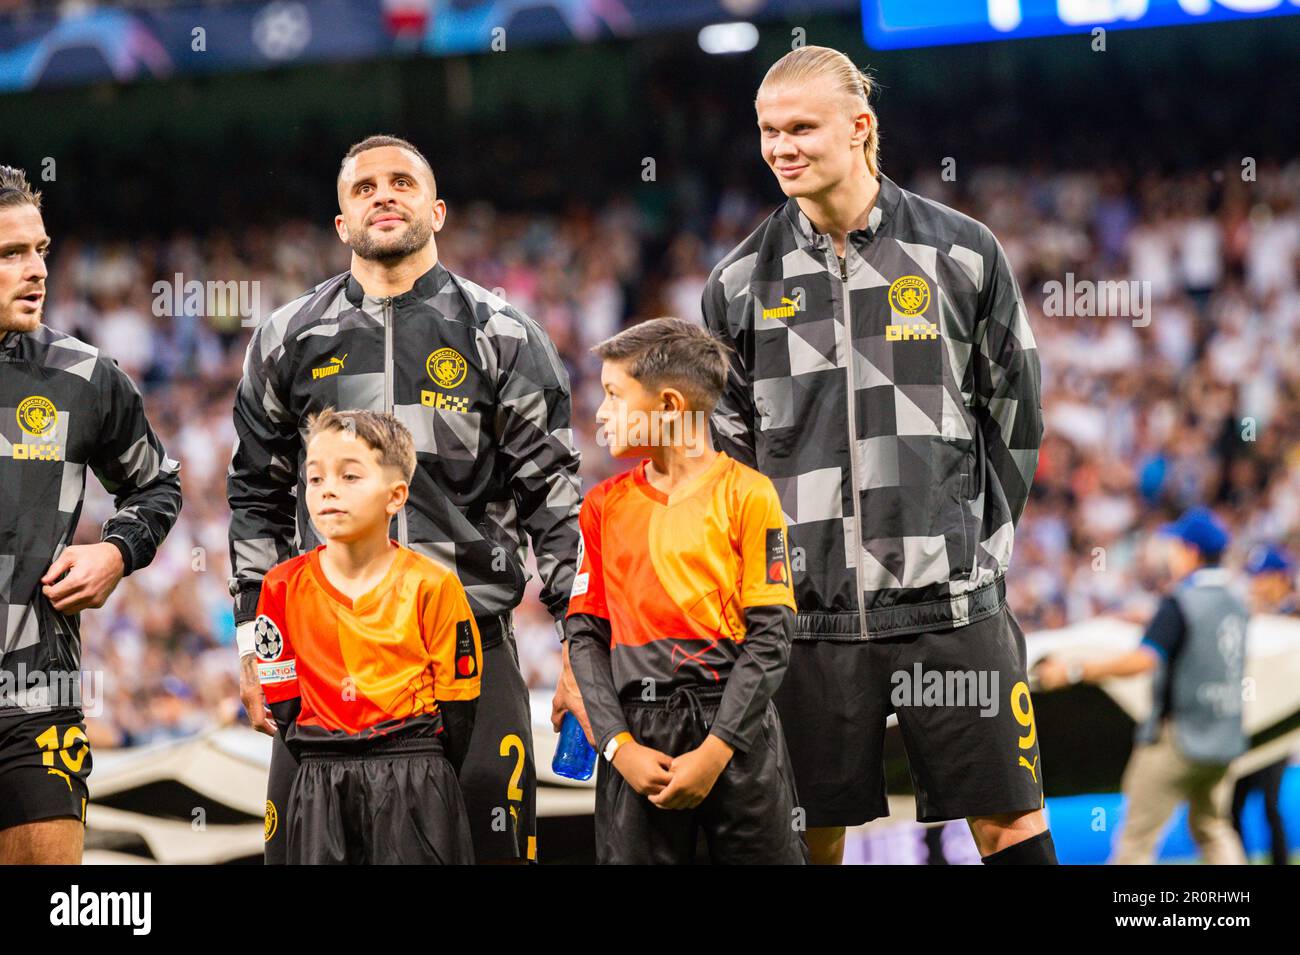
[567,451,796,697]
[255,541,482,748]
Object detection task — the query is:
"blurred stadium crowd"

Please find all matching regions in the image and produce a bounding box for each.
[41,154,1299,748]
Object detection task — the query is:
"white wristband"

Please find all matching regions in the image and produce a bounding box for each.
[603,732,631,763]
[236,620,258,659]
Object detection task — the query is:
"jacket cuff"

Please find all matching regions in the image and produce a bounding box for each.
[231,583,263,626]
[102,534,136,577]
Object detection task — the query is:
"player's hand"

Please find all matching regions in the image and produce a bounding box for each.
[611,740,674,797]
[41,542,125,614]
[239,655,277,736]
[649,735,734,810]
[551,641,595,744]
[1035,657,1070,691]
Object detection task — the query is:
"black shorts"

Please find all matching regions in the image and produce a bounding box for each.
[774,603,1044,827]
[264,617,537,864]
[0,708,91,832]
[595,687,807,865]
[456,631,537,862]
[286,736,473,864]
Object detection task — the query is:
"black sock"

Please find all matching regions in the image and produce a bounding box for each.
[981,829,1058,865]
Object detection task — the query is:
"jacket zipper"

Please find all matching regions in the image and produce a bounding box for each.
[962,425,980,579]
[836,248,870,640]
[382,295,409,547]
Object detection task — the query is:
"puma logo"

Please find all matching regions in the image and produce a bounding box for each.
[311,354,348,379]
[1018,754,1039,784]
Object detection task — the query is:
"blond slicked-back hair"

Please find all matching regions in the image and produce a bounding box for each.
[757,46,881,178]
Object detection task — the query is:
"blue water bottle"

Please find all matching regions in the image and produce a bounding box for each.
[552,711,597,780]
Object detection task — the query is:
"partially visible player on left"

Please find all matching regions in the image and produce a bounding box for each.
[0,166,182,864]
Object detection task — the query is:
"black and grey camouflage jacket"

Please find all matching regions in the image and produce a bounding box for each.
[703,174,1043,641]
[1,325,181,711]
[226,261,582,647]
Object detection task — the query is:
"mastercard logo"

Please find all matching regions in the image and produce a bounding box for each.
[456,654,477,677]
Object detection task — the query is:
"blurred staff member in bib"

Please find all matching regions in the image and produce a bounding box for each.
[1040,507,1248,864]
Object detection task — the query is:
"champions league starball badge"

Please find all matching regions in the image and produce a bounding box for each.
[253,614,283,661]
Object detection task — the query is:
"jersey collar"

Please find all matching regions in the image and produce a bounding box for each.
[633,451,730,506]
[308,540,407,612]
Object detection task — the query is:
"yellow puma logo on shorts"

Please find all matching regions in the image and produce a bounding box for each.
[1018,754,1039,784]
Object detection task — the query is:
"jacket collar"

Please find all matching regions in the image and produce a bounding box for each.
[344,259,450,308]
[1183,567,1233,588]
[1,328,29,357]
[784,173,902,252]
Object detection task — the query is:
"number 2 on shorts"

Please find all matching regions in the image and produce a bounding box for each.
[499,733,525,802]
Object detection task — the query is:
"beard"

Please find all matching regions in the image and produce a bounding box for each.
[348,212,433,264]
[0,299,42,333]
